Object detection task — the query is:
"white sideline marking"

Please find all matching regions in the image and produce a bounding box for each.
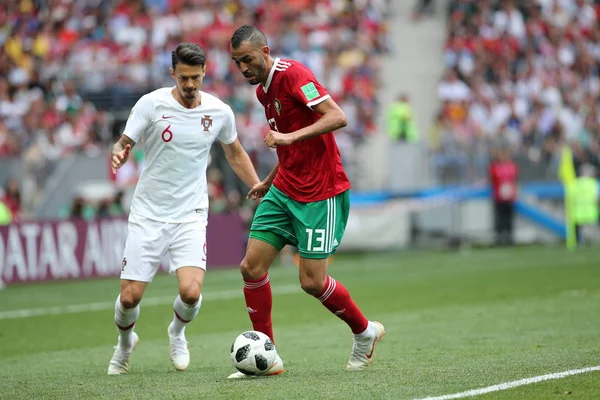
[415,366,600,400]
[0,284,300,320]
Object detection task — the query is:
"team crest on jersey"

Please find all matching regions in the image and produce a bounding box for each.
[274,99,281,115]
[121,257,127,272]
[201,115,213,132]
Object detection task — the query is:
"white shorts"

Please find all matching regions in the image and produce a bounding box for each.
[121,213,208,282]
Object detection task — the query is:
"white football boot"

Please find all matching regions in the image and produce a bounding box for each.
[107,332,139,375]
[227,353,284,379]
[168,324,190,371]
[346,321,385,371]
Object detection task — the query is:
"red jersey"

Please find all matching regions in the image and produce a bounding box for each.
[489,161,518,203]
[256,58,351,202]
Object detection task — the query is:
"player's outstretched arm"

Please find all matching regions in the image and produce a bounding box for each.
[111,135,136,174]
[221,138,261,190]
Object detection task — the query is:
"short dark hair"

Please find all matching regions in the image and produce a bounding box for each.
[230,25,268,49]
[172,42,206,70]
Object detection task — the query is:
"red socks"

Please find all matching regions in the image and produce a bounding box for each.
[243,274,274,341]
[243,274,369,340]
[315,275,369,334]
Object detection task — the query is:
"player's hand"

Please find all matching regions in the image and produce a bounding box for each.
[111,144,131,174]
[246,180,270,200]
[264,130,294,148]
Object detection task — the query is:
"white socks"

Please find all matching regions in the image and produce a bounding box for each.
[114,295,140,349]
[114,294,201,347]
[169,295,202,337]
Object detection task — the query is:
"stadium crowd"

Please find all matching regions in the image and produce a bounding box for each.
[431,0,600,183]
[0,0,390,220]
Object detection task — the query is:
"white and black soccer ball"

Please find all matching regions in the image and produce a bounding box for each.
[230,331,277,376]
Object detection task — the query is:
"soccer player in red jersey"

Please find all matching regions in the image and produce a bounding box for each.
[228,25,385,378]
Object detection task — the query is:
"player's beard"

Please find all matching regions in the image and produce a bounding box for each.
[243,72,260,85]
[183,89,197,99]
[245,61,267,85]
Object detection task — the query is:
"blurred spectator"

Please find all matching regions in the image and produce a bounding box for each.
[432,0,600,184]
[95,192,126,218]
[413,0,436,21]
[0,196,12,225]
[489,146,518,246]
[111,190,125,216]
[3,177,21,221]
[430,111,469,182]
[68,197,84,219]
[387,93,419,143]
[58,196,94,220]
[58,188,126,220]
[572,163,599,243]
[96,198,113,219]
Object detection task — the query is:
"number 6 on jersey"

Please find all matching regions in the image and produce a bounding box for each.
[162,124,173,142]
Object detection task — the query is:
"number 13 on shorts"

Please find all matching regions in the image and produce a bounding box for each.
[295,191,350,259]
[305,229,326,251]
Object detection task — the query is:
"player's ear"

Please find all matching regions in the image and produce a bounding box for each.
[262,45,270,57]
[170,67,175,79]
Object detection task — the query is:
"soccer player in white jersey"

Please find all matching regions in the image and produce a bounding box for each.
[107,43,263,375]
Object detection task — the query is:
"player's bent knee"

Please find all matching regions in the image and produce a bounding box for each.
[119,291,142,309]
[179,287,201,305]
[120,281,145,308]
[175,267,204,304]
[240,257,267,280]
[299,277,326,296]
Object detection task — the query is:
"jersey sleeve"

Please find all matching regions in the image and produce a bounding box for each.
[218,106,238,145]
[122,94,154,143]
[288,65,331,109]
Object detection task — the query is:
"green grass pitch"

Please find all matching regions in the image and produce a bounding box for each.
[0,246,598,399]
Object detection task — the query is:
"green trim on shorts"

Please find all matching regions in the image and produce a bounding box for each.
[248,229,290,252]
[297,249,333,259]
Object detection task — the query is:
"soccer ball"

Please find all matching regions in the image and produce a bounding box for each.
[230,331,277,376]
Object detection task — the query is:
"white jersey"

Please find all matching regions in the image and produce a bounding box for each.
[123,87,237,223]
